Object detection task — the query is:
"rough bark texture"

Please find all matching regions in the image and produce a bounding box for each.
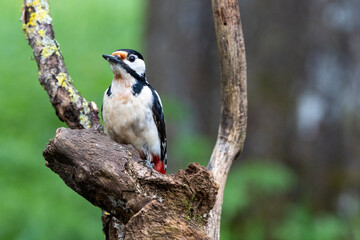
[44,127,218,239]
[206,0,247,239]
[21,0,100,129]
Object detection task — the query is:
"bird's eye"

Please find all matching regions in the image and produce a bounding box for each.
[128,55,136,62]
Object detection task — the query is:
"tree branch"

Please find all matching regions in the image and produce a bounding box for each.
[43,127,218,239]
[21,0,100,129]
[206,0,248,239]
[21,0,124,237]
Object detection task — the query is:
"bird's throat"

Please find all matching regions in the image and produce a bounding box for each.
[112,74,136,90]
[114,73,123,80]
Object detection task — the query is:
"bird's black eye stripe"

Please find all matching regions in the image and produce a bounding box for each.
[128,55,136,62]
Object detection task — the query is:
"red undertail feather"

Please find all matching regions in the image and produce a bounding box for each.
[152,154,166,174]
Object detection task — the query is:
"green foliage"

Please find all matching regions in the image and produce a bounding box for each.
[162,96,191,122]
[162,96,214,170]
[221,160,353,240]
[172,134,212,167]
[274,206,347,240]
[221,160,296,240]
[0,0,146,239]
[222,160,296,220]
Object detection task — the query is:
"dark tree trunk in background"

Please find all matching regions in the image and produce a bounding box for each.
[241,0,360,213]
[146,0,220,140]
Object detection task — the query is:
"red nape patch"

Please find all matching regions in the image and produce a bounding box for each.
[152,154,166,174]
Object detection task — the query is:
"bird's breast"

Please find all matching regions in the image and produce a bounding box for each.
[102,85,160,156]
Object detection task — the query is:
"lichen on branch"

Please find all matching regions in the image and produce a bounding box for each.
[21,0,100,129]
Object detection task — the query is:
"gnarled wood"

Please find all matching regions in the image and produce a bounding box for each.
[206,0,247,239]
[44,127,218,239]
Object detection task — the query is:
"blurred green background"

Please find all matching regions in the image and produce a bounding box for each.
[1,0,360,240]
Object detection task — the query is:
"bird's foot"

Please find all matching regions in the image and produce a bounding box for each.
[96,124,104,132]
[140,159,155,175]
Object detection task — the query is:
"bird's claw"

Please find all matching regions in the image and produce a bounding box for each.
[141,159,155,175]
[96,124,104,132]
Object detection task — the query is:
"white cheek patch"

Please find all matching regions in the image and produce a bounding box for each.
[124,59,146,76]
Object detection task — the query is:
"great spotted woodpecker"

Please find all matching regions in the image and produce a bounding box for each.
[102,49,167,174]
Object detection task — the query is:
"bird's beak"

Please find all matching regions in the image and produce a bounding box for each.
[103,51,128,64]
[102,54,121,64]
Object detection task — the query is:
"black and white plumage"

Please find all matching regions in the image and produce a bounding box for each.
[102,49,167,174]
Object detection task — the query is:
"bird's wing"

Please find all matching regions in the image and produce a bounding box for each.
[151,90,167,168]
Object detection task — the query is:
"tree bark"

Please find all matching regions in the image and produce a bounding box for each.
[21,0,247,239]
[21,0,100,129]
[44,127,218,239]
[206,0,247,239]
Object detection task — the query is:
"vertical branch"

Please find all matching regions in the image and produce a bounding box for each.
[207,0,247,239]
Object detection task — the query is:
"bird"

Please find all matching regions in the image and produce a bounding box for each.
[101,49,167,174]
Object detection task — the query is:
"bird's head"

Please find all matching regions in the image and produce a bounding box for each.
[103,49,146,80]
